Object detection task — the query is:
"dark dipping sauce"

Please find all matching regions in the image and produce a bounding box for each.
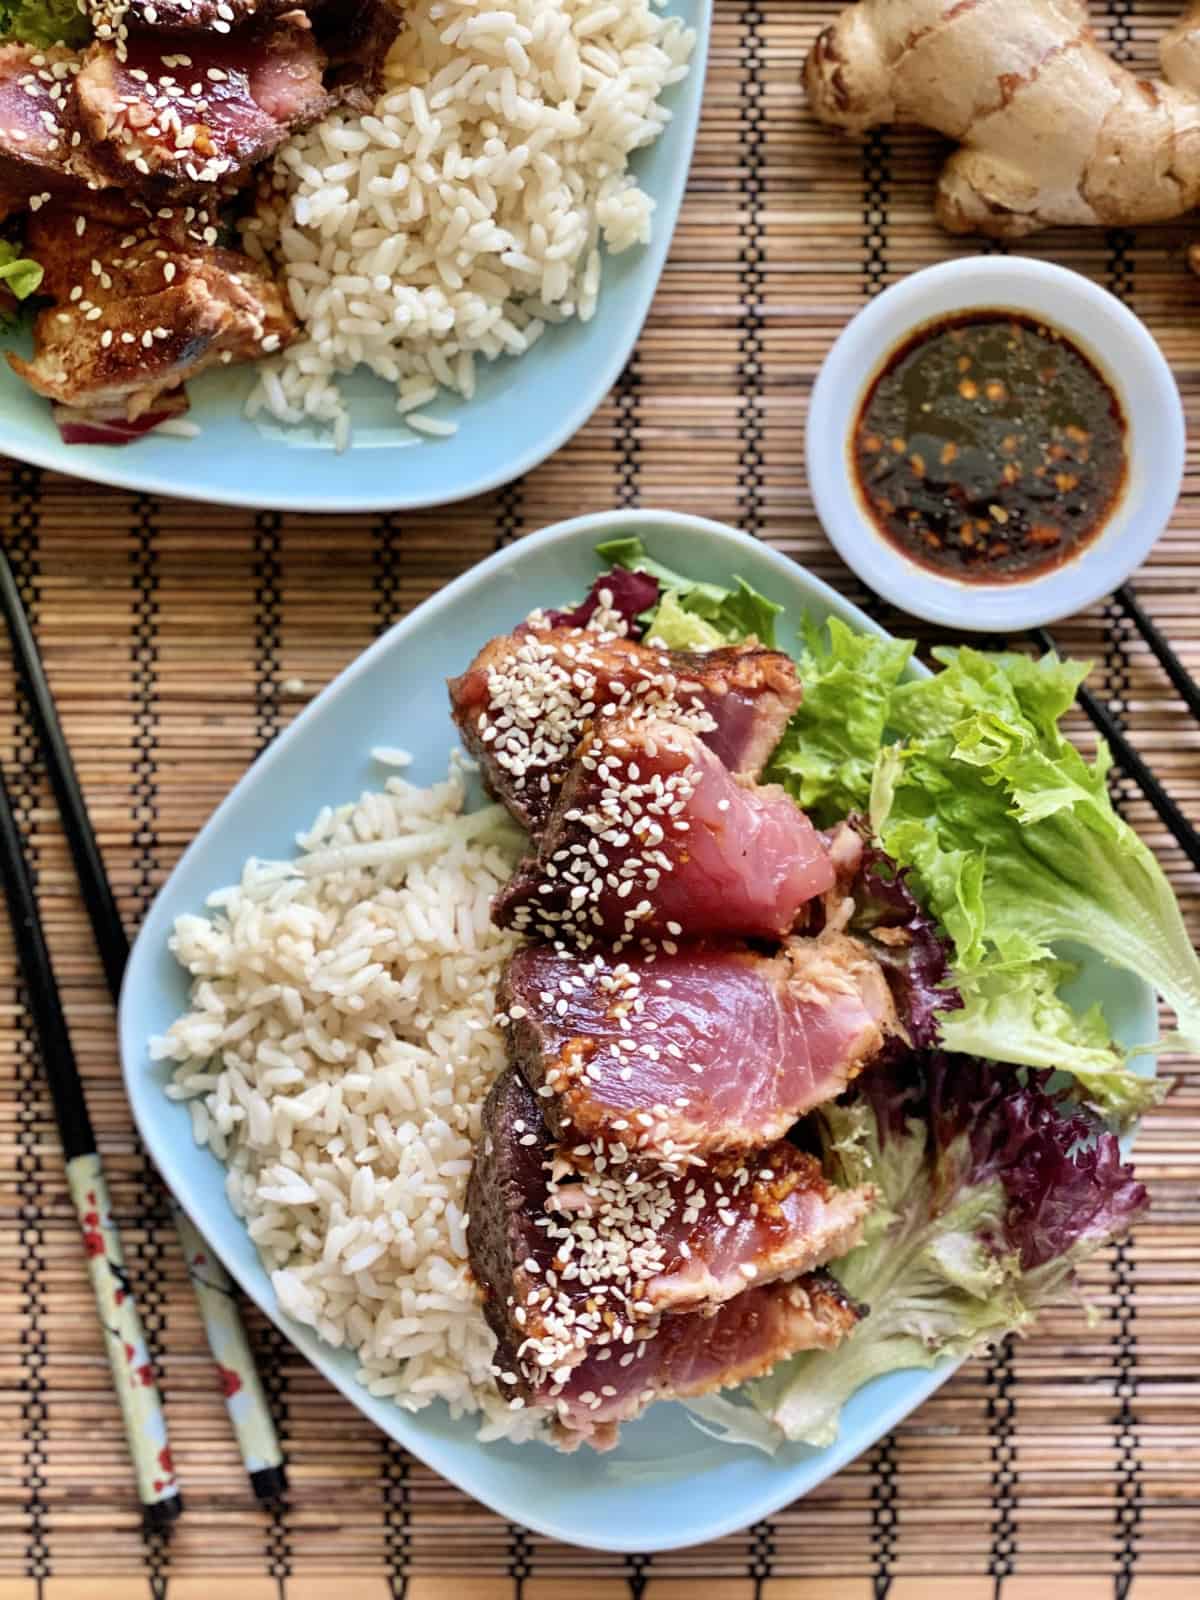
[852,312,1128,582]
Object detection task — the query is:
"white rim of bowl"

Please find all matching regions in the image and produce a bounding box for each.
[805,256,1186,631]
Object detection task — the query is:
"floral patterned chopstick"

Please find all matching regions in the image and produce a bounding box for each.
[0,550,285,1506]
[0,763,181,1531]
[168,1199,285,1495]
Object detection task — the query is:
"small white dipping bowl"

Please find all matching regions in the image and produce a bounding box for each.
[806,257,1186,631]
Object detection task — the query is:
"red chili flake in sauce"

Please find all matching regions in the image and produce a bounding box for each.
[853,312,1128,582]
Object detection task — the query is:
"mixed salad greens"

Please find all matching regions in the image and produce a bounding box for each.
[569,535,1194,1451]
[0,0,87,46]
[694,1054,1147,1451]
[0,242,43,308]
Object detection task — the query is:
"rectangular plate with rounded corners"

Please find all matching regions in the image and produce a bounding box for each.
[0,3,709,514]
[119,510,1156,1551]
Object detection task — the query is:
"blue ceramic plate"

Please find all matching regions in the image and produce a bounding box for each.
[119,510,1157,1551]
[0,3,709,514]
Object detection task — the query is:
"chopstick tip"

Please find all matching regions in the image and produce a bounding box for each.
[143,1490,184,1536]
[250,1463,289,1506]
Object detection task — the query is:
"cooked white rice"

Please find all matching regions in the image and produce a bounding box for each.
[152,765,547,1444]
[242,0,694,447]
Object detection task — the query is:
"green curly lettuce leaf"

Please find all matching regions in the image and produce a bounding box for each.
[0,0,90,45]
[765,615,913,825]
[0,241,44,302]
[870,646,1195,1122]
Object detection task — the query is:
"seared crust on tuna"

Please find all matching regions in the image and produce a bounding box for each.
[467,1068,872,1419]
[67,18,330,199]
[10,208,295,418]
[0,44,91,220]
[549,1273,861,1451]
[449,624,803,835]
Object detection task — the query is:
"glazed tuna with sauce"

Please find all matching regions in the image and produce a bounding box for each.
[0,44,87,218]
[69,17,330,197]
[94,0,403,104]
[549,1273,860,1451]
[95,0,311,28]
[501,932,897,1162]
[449,623,804,835]
[10,206,295,418]
[466,1069,872,1395]
[493,713,835,949]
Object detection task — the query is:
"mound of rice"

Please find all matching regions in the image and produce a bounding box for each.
[152,764,546,1443]
[242,0,694,446]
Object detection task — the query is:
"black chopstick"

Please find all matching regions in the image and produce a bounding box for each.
[1034,626,1200,872]
[0,549,286,1506]
[0,553,127,997]
[1114,584,1200,724]
[0,763,182,1531]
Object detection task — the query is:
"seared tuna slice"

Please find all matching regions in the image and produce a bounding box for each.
[494,713,834,949]
[95,0,297,25]
[84,0,399,102]
[466,1069,872,1389]
[69,18,329,197]
[449,624,803,835]
[501,933,897,1161]
[96,0,306,26]
[549,1273,861,1451]
[0,44,87,219]
[10,207,295,418]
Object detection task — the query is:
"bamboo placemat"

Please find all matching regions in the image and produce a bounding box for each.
[0,2,1197,1595]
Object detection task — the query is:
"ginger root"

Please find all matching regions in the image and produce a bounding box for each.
[806,0,1200,237]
